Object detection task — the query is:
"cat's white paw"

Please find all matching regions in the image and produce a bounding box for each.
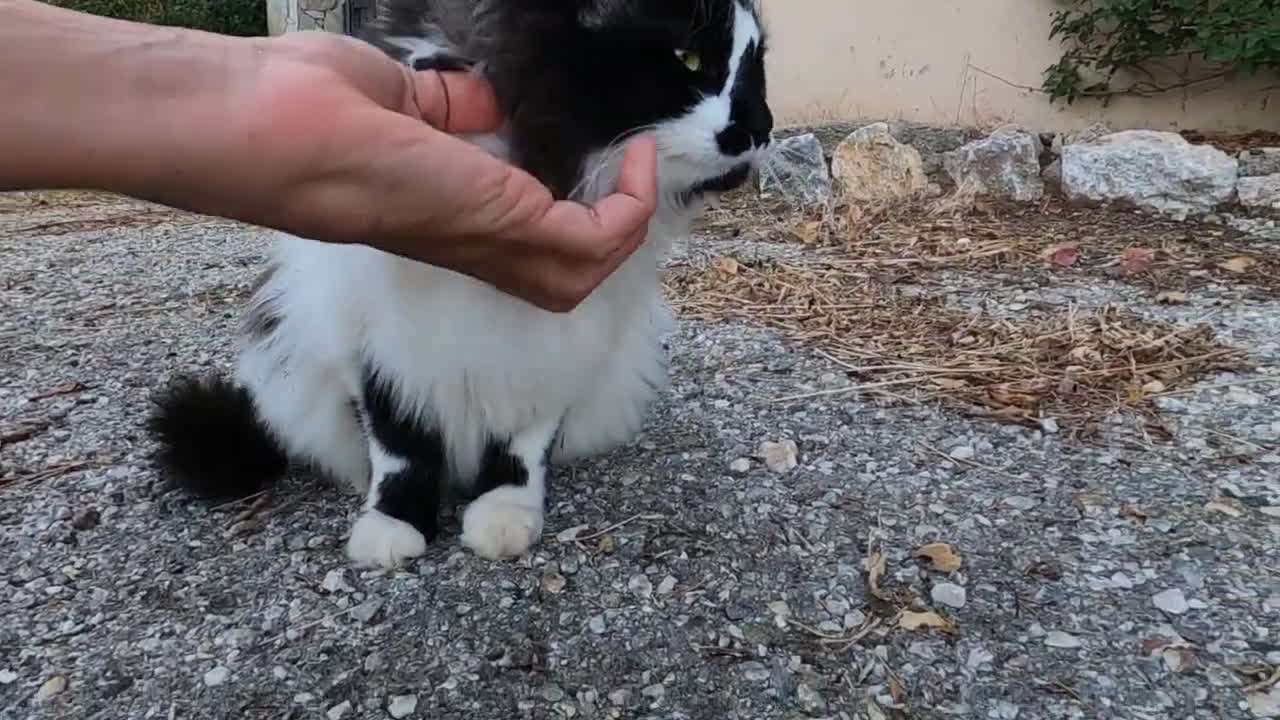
[460,486,544,560]
[346,510,427,569]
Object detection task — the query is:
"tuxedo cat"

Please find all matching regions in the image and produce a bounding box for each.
[148,0,774,568]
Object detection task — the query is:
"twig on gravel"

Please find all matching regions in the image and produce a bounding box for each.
[210,489,271,513]
[791,616,884,651]
[920,443,1024,481]
[0,460,96,488]
[1244,665,1280,693]
[0,421,49,446]
[564,513,665,544]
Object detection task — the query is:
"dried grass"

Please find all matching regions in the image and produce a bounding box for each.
[665,257,1249,430]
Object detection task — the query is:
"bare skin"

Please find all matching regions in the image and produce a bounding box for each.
[0,1,659,312]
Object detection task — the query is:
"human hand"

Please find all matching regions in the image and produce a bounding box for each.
[233,32,659,312]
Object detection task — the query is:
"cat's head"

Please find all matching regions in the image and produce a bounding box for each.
[469,0,774,204]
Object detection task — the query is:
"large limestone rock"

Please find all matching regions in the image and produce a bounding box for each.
[1051,123,1112,155]
[757,133,833,208]
[942,125,1045,202]
[1240,148,1280,178]
[1061,130,1238,218]
[832,123,927,204]
[1238,175,1280,211]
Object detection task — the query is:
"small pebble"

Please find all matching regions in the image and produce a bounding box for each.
[1002,495,1038,511]
[542,685,566,702]
[326,701,352,720]
[656,576,677,595]
[759,440,799,474]
[1044,631,1083,649]
[949,445,975,461]
[322,570,353,594]
[542,570,567,595]
[388,694,418,718]
[35,676,67,703]
[589,615,606,634]
[0,669,17,685]
[1153,588,1189,615]
[203,666,230,687]
[729,458,751,474]
[351,598,383,624]
[931,583,967,609]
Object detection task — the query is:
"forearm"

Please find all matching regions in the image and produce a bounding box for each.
[0,1,264,211]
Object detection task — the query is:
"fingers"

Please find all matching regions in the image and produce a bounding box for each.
[408,70,502,134]
[519,135,660,260]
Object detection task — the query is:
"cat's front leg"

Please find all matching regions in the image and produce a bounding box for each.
[345,371,444,569]
[460,415,562,560]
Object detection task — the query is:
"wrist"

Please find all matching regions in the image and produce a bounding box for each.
[0,1,260,206]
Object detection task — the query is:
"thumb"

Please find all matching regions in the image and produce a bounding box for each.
[407,70,504,134]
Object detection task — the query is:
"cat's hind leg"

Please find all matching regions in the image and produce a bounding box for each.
[460,414,562,561]
[345,368,444,569]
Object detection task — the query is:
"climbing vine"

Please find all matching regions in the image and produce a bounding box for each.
[1041,0,1280,103]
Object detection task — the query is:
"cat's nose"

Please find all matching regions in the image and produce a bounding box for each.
[717,100,774,156]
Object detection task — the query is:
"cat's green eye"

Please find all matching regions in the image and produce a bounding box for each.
[675,49,702,73]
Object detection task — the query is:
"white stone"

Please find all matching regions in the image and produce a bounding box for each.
[326,701,352,720]
[833,122,928,205]
[656,576,677,595]
[931,582,967,608]
[1152,588,1190,615]
[1044,631,1083,649]
[949,445,975,461]
[388,694,419,718]
[628,575,653,598]
[943,125,1045,202]
[203,666,230,687]
[758,440,799,474]
[758,133,833,208]
[1238,175,1280,211]
[0,669,17,685]
[34,676,66,703]
[1061,130,1238,219]
[728,458,751,474]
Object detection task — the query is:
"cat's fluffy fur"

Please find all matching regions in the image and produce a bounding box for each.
[147,0,774,568]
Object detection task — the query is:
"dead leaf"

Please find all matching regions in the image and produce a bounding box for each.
[864,551,887,600]
[897,609,957,634]
[1155,291,1187,305]
[1041,244,1079,268]
[1218,256,1258,273]
[791,220,824,245]
[711,256,740,276]
[1121,247,1155,274]
[596,535,617,554]
[1121,504,1149,521]
[916,542,963,573]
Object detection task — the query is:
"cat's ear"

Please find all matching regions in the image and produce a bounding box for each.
[576,0,634,29]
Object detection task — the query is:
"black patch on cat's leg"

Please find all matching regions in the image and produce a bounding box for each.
[470,438,528,498]
[361,367,445,542]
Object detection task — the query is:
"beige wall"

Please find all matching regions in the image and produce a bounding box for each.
[761,0,1278,133]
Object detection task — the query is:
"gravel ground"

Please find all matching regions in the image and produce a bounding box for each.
[3,191,1280,720]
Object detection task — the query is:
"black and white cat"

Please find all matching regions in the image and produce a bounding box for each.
[147,0,774,569]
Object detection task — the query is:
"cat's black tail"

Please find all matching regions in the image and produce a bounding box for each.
[146,374,288,500]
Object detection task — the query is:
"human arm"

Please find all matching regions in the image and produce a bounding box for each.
[0,1,658,312]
